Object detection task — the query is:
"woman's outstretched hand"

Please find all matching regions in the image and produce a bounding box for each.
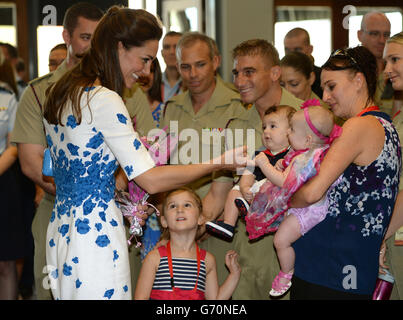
[217,146,249,171]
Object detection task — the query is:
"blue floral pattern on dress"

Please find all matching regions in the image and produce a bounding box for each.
[117,113,127,124]
[151,103,163,128]
[327,117,401,237]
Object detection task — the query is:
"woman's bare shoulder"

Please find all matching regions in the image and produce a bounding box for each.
[343,114,383,129]
[340,115,385,164]
[341,115,384,141]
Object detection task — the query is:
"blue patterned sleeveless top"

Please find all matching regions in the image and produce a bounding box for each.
[293,111,401,295]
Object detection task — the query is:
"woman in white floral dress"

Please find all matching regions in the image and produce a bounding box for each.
[43,7,246,300]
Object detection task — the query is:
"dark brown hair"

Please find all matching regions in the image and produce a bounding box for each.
[322,46,377,107]
[0,59,18,96]
[280,51,314,80]
[63,2,104,36]
[0,42,18,60]
[148,58,162,103]
[44,7,163,125]
[264,104,296,123]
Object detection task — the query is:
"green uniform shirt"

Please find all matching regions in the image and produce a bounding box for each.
[161,77,247,198]
[123,85,157,137]
[11,61,69,146]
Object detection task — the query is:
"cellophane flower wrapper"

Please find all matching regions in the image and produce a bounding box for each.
[114,126,178,247]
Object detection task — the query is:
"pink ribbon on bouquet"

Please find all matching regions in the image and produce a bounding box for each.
[115,189,160,247]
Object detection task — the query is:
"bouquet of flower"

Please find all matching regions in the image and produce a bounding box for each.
[115,126,178,247]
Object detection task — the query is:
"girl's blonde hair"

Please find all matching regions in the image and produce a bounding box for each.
[303,106,335,141]
[387,31,403,46]
[159,187,203,240]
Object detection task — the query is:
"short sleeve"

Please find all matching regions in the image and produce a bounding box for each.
[7,94,17,133]
[10,84,47,146]
[90,88,155,180]
[123,86,156,137]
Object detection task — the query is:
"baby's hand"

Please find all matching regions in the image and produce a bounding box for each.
[254,152,269,168]
[274,159,285,171]
[225,250,241,275]
[240,186,253,202]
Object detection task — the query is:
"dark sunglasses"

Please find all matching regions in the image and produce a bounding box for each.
[330,48,361,71]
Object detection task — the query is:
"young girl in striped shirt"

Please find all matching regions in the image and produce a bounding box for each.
[134,187,241,300]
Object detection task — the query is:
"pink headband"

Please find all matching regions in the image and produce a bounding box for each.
[300,99,342,144]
